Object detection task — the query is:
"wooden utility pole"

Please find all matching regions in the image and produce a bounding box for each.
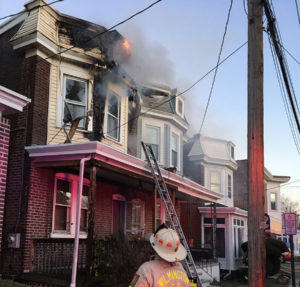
[248,0,266,286]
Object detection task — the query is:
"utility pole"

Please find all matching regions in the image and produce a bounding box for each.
[248,0,266,286]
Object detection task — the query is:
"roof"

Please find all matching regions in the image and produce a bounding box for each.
[0,85,31,115]
[186,134,238,170]
[237,159,290,183]
[198,206,248,217]
[25,141,221,202]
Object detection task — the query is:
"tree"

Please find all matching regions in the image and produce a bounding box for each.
[281,195,299,213]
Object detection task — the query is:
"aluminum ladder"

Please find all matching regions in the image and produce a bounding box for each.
[141,141,203,287]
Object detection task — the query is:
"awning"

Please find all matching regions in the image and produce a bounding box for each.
[26,141,221,202]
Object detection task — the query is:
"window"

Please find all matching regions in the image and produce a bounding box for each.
[270,192,277,210]
[112,194,126,236]
[145,125,160,161]
[52,173,89,237]
[210,171,221,193]
[233,218,245,258]
[204,227,225,258]
[131,199,145,236]
[228,174,232,198]
[63,76,87,128]
[231,146,234,159]
[106,92,120,141]
[156,203,162,229]
[171,133,179,167]
[177,98,183,116]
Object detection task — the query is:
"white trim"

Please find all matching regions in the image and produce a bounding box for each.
[176,97,184,118]
[0,12,27,35]
[0,85,31,112]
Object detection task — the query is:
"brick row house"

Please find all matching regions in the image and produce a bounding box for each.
[0,0,221,284]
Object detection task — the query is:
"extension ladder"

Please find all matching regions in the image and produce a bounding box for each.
[141,141,203,287]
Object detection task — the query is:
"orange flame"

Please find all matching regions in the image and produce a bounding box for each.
[123,39,130,52]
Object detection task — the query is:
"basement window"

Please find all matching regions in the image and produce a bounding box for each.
[52,173,89,238]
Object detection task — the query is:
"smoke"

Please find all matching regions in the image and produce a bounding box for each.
[119,24,176,87]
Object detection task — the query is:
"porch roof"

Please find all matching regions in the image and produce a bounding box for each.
[25,141,221,202]
[198,206,248,217]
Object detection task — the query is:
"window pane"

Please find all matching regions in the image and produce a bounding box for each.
[56,180,71,206]
[80,209,88,231]
[107,115,119,139]
[238,228,243,257]
[171,150,178,167]
[172,133,178,151]
[54,206,69,231]
[270,193,276,210]
[178,100,183,114]
[81,185,89,209]
[216,228,225,258]
[108,94,119,117]
[146,126,159,144]
[65,78,86,103]
[228,174,232,198]
[210,171,220,193]
[64,103,86,127]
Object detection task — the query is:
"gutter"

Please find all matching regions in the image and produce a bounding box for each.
[70,155,91,287]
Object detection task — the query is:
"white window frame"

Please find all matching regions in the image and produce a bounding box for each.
[51,173,90,238]
[56,66,93,131]
[104,91,121,142]
[176,97,184,117]
[210,171,221,193]
[145,125,161,162]
[171,132,179,168]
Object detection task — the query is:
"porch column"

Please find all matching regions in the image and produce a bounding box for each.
[212,203,217,260]
[86,161,97,274]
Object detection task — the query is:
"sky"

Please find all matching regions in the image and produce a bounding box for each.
[1,0,299,202]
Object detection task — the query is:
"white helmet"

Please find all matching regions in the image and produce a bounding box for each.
[149,227,187,262]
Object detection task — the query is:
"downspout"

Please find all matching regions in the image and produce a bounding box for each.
[70,155,92,287]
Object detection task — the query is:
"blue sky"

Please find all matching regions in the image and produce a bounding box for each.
[1,0,300,201]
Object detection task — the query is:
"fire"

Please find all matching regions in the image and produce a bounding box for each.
[123,39,130,51]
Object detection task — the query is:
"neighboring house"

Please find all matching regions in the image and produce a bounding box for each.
[0,85,30,254]
[136,84,189,175]
[183,134,248,272]
[0,1,220,283]
[234,159,290,236]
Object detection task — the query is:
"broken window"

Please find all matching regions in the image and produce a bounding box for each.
[106,92,120,141]
[63,76,87,128]
[145,125,160,161]
[171,133,179,168]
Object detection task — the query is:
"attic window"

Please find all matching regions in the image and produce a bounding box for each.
[63,76,87,128]
[176,98,184,117]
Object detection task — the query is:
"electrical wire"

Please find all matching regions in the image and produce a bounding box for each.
[199,0,233,133]
[70,41,247,143]
[35,0,162,65]
[295,0,300,25]
[268,35,300,155]
[0,0,64,21]
[265,178,300,191]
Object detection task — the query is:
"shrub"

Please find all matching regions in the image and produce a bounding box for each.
[88,235,153,287]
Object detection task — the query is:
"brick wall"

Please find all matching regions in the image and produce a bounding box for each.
[0,25,51,273]
[0,117,10,255]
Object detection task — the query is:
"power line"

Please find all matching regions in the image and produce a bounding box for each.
[0,0,64,21]
[70,41,247,143]
[199,0,233,133]
[265,179,300,191]
[295,0,300,25]
[36,0,162,65]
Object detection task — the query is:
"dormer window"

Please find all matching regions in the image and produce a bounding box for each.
[176,98,184,117]
[231,145,234,159]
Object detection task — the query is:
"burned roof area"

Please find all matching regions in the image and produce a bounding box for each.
[58,17,125,63]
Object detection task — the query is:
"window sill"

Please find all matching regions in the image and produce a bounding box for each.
[50,232,87,239]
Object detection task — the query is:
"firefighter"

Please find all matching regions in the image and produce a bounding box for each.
[130,225,191,287]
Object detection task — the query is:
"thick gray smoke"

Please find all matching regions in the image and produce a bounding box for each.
[119,24,176,87]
